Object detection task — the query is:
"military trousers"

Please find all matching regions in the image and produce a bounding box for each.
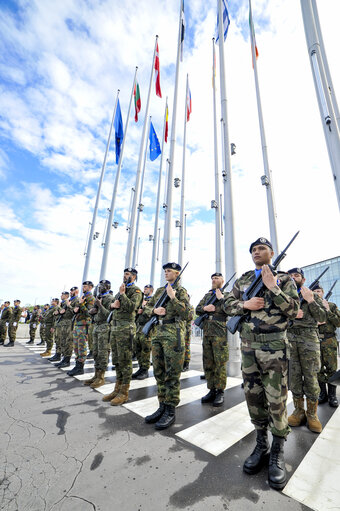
[110,322,136,384]
[318,336,338,384]
[73,321,88,363]
[88,323,94,352]
[93,323,110,372]
[54,325,63,354]
[135,329,151,370]
[39,324,45,342]
[152,324,185,407]
[287,329,321,401]
[0,320,7,342]
[58,320,74,357]
[45,326,54,351]
[29,324,38,342]
[184,330,191,364]
[8,323,19,343]
[203,334,229,390]
[242,342,290,438]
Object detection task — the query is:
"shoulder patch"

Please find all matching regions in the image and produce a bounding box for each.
[135,290,141,293]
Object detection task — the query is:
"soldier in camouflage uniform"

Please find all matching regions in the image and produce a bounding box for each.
[132,284,154,380]
[183,302,194,372]
[26,305,41,344]
[196,273,229,406]
[0,302,12,345]
[287,268,327,434]
[68,281,95,376]
[313,284,340,408]
[49,293,66,362]
[54,287,79,368]
[84,280,113,389]
[40,299,59,357]
[37,304,49,346]
[7,300,22,346]
[103,268,142,406]
[142,262,190,430]
[224,238,299,490]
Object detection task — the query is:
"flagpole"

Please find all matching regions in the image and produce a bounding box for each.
[99,68,138,280]
[212,38,223,273]
[178,75,189,267]
[162,0,184,270]
[150,98,168,287]
[82,90,119,283]
[249,0,279,257]
[132,116,152,267]
[125,36,159,267]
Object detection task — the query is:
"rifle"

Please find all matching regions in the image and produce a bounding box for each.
[298,267,329,304]
[142,262,189,336]
[194,272,236,329]
[325,280,337,301]
[227,231,300,335]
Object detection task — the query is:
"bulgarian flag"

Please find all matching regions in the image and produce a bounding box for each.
[186,83,192,122]
[165,104,169,143]
[155,42,162,98]
[249,0,259,68]
[134,82,141,122]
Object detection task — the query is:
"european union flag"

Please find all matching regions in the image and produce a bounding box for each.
[149,122,161,161]
[114,99,124,164]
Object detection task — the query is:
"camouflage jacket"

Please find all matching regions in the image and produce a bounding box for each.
[186,304,195,337]
[0,307,12,322]
[75,292,95,323]
[289,292,327,330]
[92,293,113,324]
[318,301,340,338]
[44,306,57,327]
[40,309,49,325]
[110,283,143,323]
[136,295,153,328]
[223,270,299,339]
[142,282,190,326]
[11,306,22,324]
[55,297,80,325]
[196,290,229,336]
[30,310,40,325]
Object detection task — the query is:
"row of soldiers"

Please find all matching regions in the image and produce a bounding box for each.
[1,240,339,491]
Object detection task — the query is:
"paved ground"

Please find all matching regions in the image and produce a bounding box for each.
[0,338,339,511]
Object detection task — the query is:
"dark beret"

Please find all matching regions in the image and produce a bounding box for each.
[144,284,154,289]
[15,299,21,303]
[211,272,223,278]
[83,281,94,286]
[313,284,323,291]
[99,280,111,285]
[124,267,138,275]
[288,267,304,277]
[53,298,59,302]
[163,262,181,271]
[249,237,273,253]
[70,286,78,292]
[61,291,69,295]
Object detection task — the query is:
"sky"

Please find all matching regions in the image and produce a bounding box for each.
[0,0,339,307]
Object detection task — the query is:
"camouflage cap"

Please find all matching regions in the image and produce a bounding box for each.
[249,237,273,253]
[211,272,223,278]
[163,262,181,271]
[124,267,138,275]
[288,267,304,277]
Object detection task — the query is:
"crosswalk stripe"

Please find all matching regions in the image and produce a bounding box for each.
[283,406,340,511]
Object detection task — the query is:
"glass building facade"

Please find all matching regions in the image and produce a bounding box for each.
[302,255,340,308]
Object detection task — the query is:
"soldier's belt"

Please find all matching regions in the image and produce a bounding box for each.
[207,314,226,321]
[289,326,318,335]
[319,333,336,340]
[242,331,287,343]
[157,318,176,326]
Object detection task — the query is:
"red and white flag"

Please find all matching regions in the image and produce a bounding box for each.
[186,84,192,122]
[155,42,162,98]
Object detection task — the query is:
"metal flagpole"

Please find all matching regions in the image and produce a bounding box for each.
[82,90,119,283]
[99,68,138,280]
[249,0,279,257]
[125,36,159,267]
[162,0,184,270]
[300,0,340,209]
[132,116,152,267]
[212,38,223,273]
[178,75,189,268]
[150,98,167,287]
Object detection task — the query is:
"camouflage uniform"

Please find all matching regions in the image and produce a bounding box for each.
[39,309,48,343]
[88,322,94,353]
[8,305,22,343]
[316,301,340,384]
[224,271,299,437]
[29,310,40,342]
[184,305,194,365]
[92,293,113,372]
[135,295,153,371]
[109,284,143,384]
[288,293,326,401]
[44,306,56,352]
[196,291,229,390]
[55,297,79,357]
[143,283,190,407]
[73,291,95,363]
[0,306,12,343]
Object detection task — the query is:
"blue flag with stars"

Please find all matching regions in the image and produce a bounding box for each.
[114,99,124,164]
[149,122,161,161]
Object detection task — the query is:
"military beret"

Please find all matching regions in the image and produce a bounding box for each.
[288,267,304,277]
[70,286,78,291]
[53,298,59,302]
[83,280,93,286]
[14,299,21,303]
[163,262,181,271]
[44,303,49,306]
[313,284,323,291]
[124,267,138,275]
[99,279,111,285]
[249,237,273,253]
[61,291,69,295]
[144,284,154,289]
[211,272,223,278]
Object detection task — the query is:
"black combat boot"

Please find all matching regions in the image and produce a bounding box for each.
[67,361,84,376]
[7,341,14,347]
[155,404,176,430]
[213,389,224,407]
[36,340,45,346]
[48,353,61,362]
[182,361,189,372]
[145,403,166,424]
[55,356,71,368]
[132,368,143,379]
[318,382,328,404]
[26,340,34,345]
[201,388,216,404]
[268,435,287,490]
[328,384,339,408]
[0,341,4,345]
[136,368,149,380]
[86,350,93,359]
[243,429,270,475]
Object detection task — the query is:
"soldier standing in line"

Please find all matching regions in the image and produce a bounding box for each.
[103,268,142,406]
[68,281,95,376]
[224,238,299,490]
[312,284,340,407]
[54,287,79,368]
[40,298,59,357]
[84,280,113,389]
[287,268,327,433]
[196,273,229,407]
[132,284,154,380]
[49,292,69,363]
[142,262,190,430]
[26,305,41,345]
[7,300,22,346]
[183,301,194,372]
[37,304,49,346]
[0,301,11,345]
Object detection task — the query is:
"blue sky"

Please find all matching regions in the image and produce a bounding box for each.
[0,0,339,306]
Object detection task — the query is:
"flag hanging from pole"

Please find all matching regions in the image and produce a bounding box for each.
[215,0,230,43]
[155,43,162,98]
[249,0,259,67]
[149,122,161,161]
[180,0,185,61]
[186,83,192,122]
[114,99,124,164]
[134,82,141,122]
[165,104,169,143]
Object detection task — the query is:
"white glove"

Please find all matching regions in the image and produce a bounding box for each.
[13,322,17,326]
[33,323,36,328]
[6,322,8,326]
